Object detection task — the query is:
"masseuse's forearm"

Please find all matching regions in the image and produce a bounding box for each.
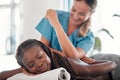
[0,68,22,80]
[54,23,84,58]
[46,9,85,58]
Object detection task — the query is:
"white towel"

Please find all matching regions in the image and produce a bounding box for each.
[7,67,70,80]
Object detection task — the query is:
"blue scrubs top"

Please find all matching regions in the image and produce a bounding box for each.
[35,10,95,53]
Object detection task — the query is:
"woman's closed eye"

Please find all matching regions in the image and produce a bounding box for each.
[28,62,35,68]
[71,7,76,12]
[37,51,44,59]
[78,12,86,16]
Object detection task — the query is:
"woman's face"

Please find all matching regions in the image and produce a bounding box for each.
[70,1,91,26]
[22,45,51,74]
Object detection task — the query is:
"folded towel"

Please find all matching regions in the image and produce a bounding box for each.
[7,67,70,80]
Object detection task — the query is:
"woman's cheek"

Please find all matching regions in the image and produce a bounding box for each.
[29,67,37,73]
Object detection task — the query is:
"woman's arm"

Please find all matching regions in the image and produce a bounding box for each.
[68,58,117,76]
[0,68,22,80]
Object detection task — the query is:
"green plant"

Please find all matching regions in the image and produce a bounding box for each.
[113,14,120,17]
[90,13,119,55]
[93,28,114,52]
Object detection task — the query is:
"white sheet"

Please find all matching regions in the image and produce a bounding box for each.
[7,67,70,80]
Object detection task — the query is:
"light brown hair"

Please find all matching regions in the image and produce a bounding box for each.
[75,0,97,37]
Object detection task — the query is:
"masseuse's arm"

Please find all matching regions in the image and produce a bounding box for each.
[45,9,85,59]
[41,36,95,64]
[45,9,96,63]
[41,36,64,56]
[41,36,84,58]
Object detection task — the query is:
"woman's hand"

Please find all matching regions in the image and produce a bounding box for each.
[45,9,60,29]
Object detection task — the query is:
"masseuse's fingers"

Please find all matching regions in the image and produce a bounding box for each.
[45,9,56,19]
[45,9,59,28]
[81,56,96,64]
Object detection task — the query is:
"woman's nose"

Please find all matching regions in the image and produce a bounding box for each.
[73,13,80,21]
[73,14,78,19]
[35,60,43,68]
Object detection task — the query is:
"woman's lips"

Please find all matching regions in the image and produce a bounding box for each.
[37,63,48,73]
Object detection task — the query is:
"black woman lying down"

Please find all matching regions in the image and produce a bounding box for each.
[0,39,116,80]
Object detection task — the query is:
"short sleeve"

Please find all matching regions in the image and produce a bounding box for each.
[76,30,95,53]
[35,18,53,41]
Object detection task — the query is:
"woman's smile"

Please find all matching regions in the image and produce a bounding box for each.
[37,63,49,73]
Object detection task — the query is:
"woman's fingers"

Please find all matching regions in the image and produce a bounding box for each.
[46,9,56,18]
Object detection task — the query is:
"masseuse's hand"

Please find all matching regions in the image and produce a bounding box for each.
[45,9,60,29]
[81,56,96,64]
